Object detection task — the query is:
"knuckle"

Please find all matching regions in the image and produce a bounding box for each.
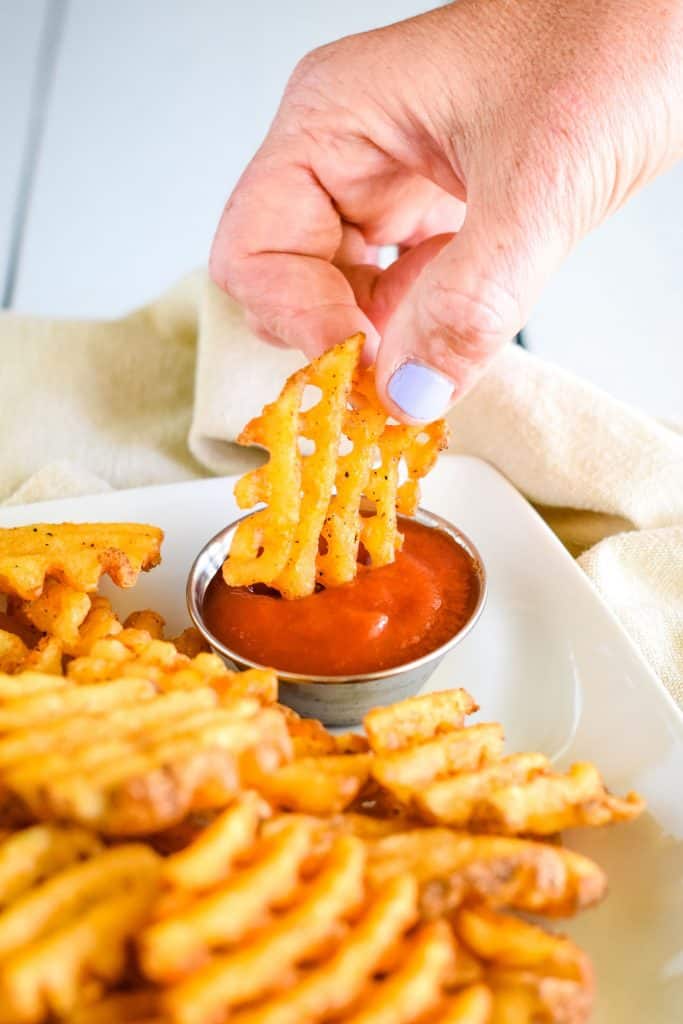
[288,43,339,92]
[420,276,517,361]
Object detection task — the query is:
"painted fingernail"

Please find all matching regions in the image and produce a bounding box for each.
[387,360,454,421]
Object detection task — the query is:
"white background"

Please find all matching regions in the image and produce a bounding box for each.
[1,0,681,418]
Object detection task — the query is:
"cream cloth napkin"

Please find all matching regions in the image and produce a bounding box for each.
[1,273,681,701]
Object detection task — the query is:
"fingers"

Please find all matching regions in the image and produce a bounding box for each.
[210,147,380,360]
[374,201,564,422]
[342,234,454,335]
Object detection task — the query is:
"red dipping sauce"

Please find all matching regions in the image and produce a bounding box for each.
[203,519,482,677]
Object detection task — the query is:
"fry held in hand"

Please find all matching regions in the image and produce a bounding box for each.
[223,334,449,599]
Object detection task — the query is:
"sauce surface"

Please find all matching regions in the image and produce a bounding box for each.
[204,519,481,677]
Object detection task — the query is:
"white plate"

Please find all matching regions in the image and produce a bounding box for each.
[1,455,681,1023]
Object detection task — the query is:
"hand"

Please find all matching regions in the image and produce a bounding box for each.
[210,0,682,422]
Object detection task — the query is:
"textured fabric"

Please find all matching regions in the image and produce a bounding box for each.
[1,272,681,699]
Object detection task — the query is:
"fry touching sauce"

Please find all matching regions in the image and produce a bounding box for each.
[203,519,481,676]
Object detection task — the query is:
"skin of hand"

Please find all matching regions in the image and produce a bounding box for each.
[210,0,683,423]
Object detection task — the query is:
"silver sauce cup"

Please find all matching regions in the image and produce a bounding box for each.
[187,508,487,727]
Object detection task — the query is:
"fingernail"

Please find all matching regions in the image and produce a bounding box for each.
[387,360,454,421]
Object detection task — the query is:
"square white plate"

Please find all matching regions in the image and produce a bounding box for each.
[1,455,681,1023]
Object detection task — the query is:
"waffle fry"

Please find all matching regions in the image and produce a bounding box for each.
[71,596,123,655]
[415,754,551,827]
[66,627,277,702]
[335,919,455,1024]
[430,985,492,1024]
[371,724,505,801]
[20,581,92,653]
[64,990,161,1024]
[161,793,270,890]
[455,904,593,978]
[169,628,210,658]
[138,807,447,1024]
[365,689,479,753]
[224,334,449,599]
[278,704,369,758]
[0,680,291,834]
[472,761,645,835]
[0,629,29,673]
[0,523,163,601]
[0,631,64,676]
[365,829,607,917]
[0,825,161,1023]
[124,610,166,638]
[363,690,644,839]
[247,753,373,815]
[135,807,597,1024]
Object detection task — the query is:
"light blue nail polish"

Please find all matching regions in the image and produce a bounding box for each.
[387,361,454,421]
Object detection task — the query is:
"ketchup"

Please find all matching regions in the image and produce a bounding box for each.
[203,519,481,677]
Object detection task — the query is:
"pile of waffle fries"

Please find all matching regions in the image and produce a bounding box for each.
[0,519,644,1023]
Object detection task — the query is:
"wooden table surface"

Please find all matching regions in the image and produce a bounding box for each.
[1,0,681,418]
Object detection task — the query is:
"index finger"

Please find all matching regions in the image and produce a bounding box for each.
[209,140,380,359]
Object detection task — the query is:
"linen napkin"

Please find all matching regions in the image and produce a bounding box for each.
[1,273,681,701]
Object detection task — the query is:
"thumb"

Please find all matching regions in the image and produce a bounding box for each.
[374,205,557,423]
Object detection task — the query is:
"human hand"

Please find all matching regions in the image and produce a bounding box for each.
[210,0,682,422]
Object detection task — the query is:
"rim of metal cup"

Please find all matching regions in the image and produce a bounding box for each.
[186,507,488,686]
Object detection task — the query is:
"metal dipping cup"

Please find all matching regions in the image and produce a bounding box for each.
[187,508,487,727]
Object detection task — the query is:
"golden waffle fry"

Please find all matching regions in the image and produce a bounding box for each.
[371,724,505,800]
[488,985,539,1023]
[363,690,644,839]
[224,335,449,598]
[0,676,157,730]
[169,628,210,658]
[0,826,161,1023]
[247,753,373,815]
[415,754,550,827]
[65,626,277,703]
[1,593,121,669]
[226,335,360,598]
[0,630,29,674]
[278,704,369,758]
[455,906,593,985]
[161,793,270,890]
[140,806,430,1024]
[0,523,163,600]
[225,876,420,1024]
[20,581,91,653]
[473,761,645,835]
[338,919,455,1024]
[365,829,607,917]
[158,834,366,1021]
[358,415,449,571]
[224,370,306,591]
[65,626,276,702]
[0,824,103,906]
[71,596,123,656]
[430,984,492,1024]
[0,632,64,676]
[124,610,166,638]
[64,990,161,1024]
[0,678,292,835]
[135,806,594,1024]
[365,690,479,753]
[277,705,338,756]
[316,366,388,588]
[143,817,327,982]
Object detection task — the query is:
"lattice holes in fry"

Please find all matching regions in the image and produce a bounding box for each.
[223,334,450,598]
